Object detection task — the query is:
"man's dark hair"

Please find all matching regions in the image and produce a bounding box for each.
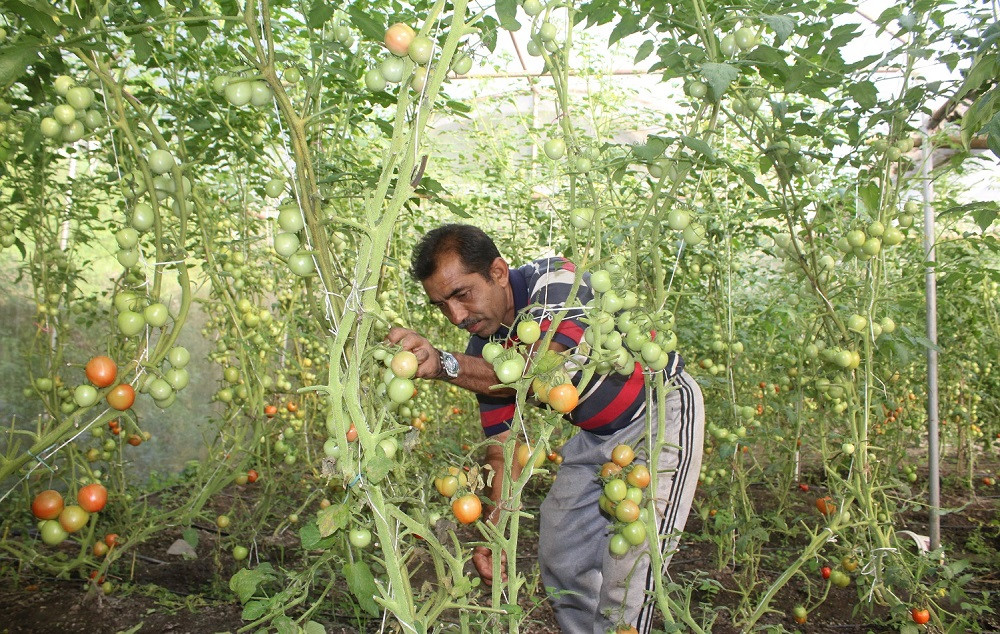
[410,224,501,281]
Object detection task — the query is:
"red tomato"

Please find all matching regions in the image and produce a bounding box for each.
[104,533,120,548]
[286,401,298,413]
[799,483,810,492]
[911,608,930,625]
[31,490,64,520]
[821,565,831,579]
[346,423,358,442]
[547,383,579,414]
[264,404,278,417]
[85,356,117,388]
[127,434,142,446]
[77,483,108,513]
[106,384,135,410]
[247,469,259,483]
[452,494,482,525]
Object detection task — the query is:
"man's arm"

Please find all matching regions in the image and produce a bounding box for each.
[386,326,515,396]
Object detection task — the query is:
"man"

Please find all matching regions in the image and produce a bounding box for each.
[387,224,704,634]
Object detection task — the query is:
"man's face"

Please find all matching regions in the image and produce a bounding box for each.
[422,251,513,337]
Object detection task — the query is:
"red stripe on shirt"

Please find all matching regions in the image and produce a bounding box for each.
[576,363,644,430]
[560,259,576,272]
[481,403,515,427]
[539,318,585,345]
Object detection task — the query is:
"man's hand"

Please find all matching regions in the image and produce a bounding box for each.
[386,326,443,379]
[472,545,507,586]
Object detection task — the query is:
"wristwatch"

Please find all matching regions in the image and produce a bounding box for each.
[437,350,460,380]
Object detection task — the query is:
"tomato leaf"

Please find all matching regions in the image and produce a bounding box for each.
[299,522,334,549]
[681,135,715,161]
[343,562,381,616]
[308,1,335,28]
[847,81,878,110]
[699,62,739,99]
[724,161,770,200]
[478,16,500,52]
[495,0,521,32]
[634,39,654,64]
[241,600,269,621]
[317,503,350,537]
[856,183,881,219]
[365,452,393,483]
[229,564,276,603]
[302,621,326,634]
[986,111,1000,160]
[763,15,796,45]
[347,6,384,43]
[273,615,297,634]
[181,526,199,549]
[131,33,153,64]
[0,41,41,88]
[609,12,640,46]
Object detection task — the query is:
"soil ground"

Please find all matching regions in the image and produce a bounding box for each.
[2,466,998,634]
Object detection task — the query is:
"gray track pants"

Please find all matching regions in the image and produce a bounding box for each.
[538,371,705,634]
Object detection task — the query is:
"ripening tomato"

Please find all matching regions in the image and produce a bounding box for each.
[264,404,278,417]
[792,605,807,624]
[58,505,91,533]
[384,23,416,56]
[911,608,930,625]
[390,350,418,379]
[32,490,64,520]
[77,483,108,513]
[626,465,650,488]
[106,384,135,410]
[216,515,231,529]
[815,496,836,516]
[841,555,858,572]
[104,533,120,548]
[614,499,640,523]
[93,541,109,557]
[600,461,622,477]
[286,401,298,413]
[611,444,635,468]
[85,356,117,388]
[452,494,482,525]
[547,383,578,414]
[435,475,459,498]
[346,423,358,442]
[516,443,545,469]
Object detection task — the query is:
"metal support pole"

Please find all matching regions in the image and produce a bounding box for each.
[921,120,940,550]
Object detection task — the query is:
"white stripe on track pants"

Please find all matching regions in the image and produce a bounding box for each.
[538,371,705,634]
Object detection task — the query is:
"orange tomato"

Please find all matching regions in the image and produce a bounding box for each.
[547,383,579,413]
[452,494,482,525]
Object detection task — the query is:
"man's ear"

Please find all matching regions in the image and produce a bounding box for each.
[490,257,509,285]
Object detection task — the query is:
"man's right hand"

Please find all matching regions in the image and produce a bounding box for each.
[472,544,508,586]
[386,326,444,380]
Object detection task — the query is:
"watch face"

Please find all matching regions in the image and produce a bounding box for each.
[441,352,459,377]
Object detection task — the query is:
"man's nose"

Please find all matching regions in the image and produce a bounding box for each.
[445,301,467,326]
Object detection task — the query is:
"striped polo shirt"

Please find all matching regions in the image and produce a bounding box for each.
[465,257,684,437]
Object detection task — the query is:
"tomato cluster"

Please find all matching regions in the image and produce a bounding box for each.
[597,445,652,556]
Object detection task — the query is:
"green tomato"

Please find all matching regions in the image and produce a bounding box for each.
[53,104,77,126]
[379,57,407,83]
[165,368,189,390]
[66,86,95,110]
[283,67,301,83]
[40,117,62,139]
[543,138,566,160]
[452,53,473,75]
[682,223,706,245]
[54,75,76,96]
[224,81,253,107]
[115,227,139,249]
[364,68,387,91]
[117,310,146,336]
[569,207,593,229]
[168,346,191,368]
[40,520,69,546]
[148,149,175,175]
[516,320,541,345]
[349,528,373,548]
[604,478,627,502]
[378,438,398,460]
[74,385,99,407]
[232,545,249,560]
[408,36,434,64]
[621,520,647,546]
[62,121,85,143]
[143,302,169,327]
[538,22,557,41]
[263,177,285,198]
[287,252,315,277]
[522,0,544,16]
[131,203,154,231]
[734,27,756,50]
[249,81,273,107]
[496,357,524,383]
[387,376,415,404]
[589,270,612,293]
[720,33,737,56]
[482,342,504,363]
[667,208,691,230]
[687,81,708,99]
[608,533,630,556]
[148,378,173,401]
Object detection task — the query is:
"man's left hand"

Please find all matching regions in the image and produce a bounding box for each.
[387,326,444,379]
